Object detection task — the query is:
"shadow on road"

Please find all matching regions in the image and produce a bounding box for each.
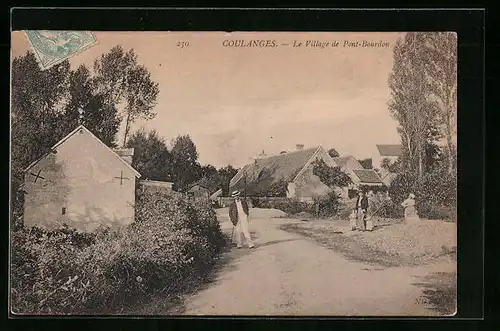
[411,271,457,316]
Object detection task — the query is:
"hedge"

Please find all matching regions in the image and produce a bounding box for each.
[10,192,226,315]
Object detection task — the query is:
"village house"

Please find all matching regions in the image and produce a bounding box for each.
[229,145,385,202]
[139,179,174,195]
[22,125,141,232]
[185,183,212,200]
[332,155,386,197]
[375,144,402,186]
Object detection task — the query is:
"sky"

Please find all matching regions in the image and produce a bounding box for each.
[11,31,403,168]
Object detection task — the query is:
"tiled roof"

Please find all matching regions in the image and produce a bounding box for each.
[229,147,319,195]
[376,144,402,157]
[353,169,384,184]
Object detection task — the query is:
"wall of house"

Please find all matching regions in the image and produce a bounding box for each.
[23,129,137,232]
[291,148,349,201]
[343,157,364,170]
[189,186,210,200]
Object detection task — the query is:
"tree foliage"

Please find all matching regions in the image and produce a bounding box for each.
[126,128,174,182]
[327,148,340,158]
[380,157,402,173]
[170,135,202,191]
[388,32,457,178]
[312,159,352,188]
[93,46,160,146]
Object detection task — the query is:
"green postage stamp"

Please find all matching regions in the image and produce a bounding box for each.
[24,31,97,70]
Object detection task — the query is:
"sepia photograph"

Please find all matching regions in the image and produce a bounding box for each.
[10,30,457,316]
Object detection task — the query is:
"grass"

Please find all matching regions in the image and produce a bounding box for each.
[280,219,457,268]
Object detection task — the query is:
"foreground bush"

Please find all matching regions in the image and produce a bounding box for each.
[11,192,226,315]
[389,166,457,220]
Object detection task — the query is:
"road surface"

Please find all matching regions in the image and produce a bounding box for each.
[180,208,455,316]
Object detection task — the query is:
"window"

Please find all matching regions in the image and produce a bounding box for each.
[62,207,66,215]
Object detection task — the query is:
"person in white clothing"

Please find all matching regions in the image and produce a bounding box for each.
[228,190,254,249]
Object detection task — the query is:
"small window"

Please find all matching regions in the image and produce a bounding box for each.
[62,207,66,215]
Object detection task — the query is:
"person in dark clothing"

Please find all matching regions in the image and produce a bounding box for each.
[355,190,369,231]
[228,190,254,248]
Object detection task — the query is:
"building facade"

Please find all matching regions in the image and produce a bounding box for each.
[23,125,141,232]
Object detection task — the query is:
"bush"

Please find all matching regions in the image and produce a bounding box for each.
[11,192,226,315]
[388,166,456,220]
[313,192,342,217]
[257,198,316,216]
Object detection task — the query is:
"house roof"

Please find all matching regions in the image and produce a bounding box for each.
[24,125,141,178]
[210,188,223,199]
[376,144,402,157]
[332,156,351,168]
[229,147,321,195]
[352,169,384,184]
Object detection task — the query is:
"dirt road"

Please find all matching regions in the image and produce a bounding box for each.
[180,208,455,316]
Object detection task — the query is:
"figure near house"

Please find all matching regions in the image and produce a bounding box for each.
[354,190,369,231]
[401,193,420,223]
[229,190,255,249]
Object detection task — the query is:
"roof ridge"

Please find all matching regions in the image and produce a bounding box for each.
[24,125,141,178]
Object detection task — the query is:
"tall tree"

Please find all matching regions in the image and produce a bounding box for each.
[64,65,121,146]
[170,135,202,190]
[11,52,71,176]
[93,46,160,146]
[388,33,442,179]
[126,129,174,182]
[217,165,238,196]
[424,32,457,174]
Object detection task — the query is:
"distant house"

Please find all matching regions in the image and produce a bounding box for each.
[229,145,348,202]
[139,179,174,195]
[209,188,223,200]
[23,125,141,232]
[185,183,211,200]
[374,144,402,168]
[332,155,385,197]
[374,144,402,186]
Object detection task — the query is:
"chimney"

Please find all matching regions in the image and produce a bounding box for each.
[114,148,135,165]
[296,144,304,151]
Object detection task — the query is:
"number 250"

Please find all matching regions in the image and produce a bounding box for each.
[177,41,189,48]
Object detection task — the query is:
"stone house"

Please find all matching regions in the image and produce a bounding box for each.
[185,183,211,200]
[229,145,344,202]
[229,146,385,202]
[22,125,141,232]
[332,155,386,197]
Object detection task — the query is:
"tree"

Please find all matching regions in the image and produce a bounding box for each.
[11,52,71,177]
[380,157,403,173]
[64,65,120,147]
[388,33,442,179]
[328,148,340,158]
[312,159,352,188]
[170,135,202,190]
[93,46,160,146]
[217,165,238,196]
[424,32,457,174]
[126,129,174,182]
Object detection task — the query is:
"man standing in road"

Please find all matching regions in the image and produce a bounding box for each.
[229,190,255,249]
[355,190,369,231]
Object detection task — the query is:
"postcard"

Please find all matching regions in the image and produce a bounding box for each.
[10,31,457,316]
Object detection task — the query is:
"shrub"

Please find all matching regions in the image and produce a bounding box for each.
[11,192,226,315]
[314,192,342,217]
[257,198,316,216]
[388,165,456,220]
